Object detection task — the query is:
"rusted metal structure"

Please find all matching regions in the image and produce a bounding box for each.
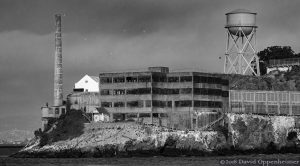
[54,14,63,106]
[224,9,260,76]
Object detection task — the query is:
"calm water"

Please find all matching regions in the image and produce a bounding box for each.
[1,154,300,166]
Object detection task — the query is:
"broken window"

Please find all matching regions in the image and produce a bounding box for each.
[114,102,125,107]
[152,74,167,82]
[168,76,179,82]
[152,113,159,117]
[180,76,192,82]
[139,113,151,117]
[100,89,111,95]
[138,76,151,82]
[100,77,112,84]
[127,100,143,107]
[101,102,112,107]
[180,88,192,94]
[126,76,138,83]
[126,88,151,95]
[113,89,125,95]
[113,77,125,83]
[175,100,192,107]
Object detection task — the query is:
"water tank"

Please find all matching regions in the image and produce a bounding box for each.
[225,9,257,36]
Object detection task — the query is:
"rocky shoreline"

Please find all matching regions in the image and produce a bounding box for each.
[12,113,300,158]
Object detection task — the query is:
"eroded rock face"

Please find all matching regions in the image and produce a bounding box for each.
[227,113,297,150]
[13,114,300,158]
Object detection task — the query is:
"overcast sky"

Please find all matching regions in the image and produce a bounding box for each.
[1,0,300,132]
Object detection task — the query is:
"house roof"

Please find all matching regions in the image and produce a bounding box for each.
[89,76,99,83]
[96,107,110,115]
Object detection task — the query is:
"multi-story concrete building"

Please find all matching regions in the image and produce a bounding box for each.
[67,67,229,129]
[99,67,229,129]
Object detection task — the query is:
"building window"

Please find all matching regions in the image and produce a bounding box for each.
[180,88,192,94]
[145,100,152,107]
[168,76,179,82]
[139,113,151,117]
[114,102,125,107]
[100,77,112,84]
[127,88,151,95]
[138,76,151,82]
[113,89,125,95]
[152,74,167,82]
[101,102,112,107]
[126,76,138,82]
[55,108,59,114]
[100,89,111,95]
[85,80,88,83]
[175,100,192,107]
[61,108,66,114]
[113,77,125,83]
[127,100,143,107]
[180,76,192,82]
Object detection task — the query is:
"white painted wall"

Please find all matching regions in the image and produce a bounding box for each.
[74,75,99,92]
[267,66,290,74]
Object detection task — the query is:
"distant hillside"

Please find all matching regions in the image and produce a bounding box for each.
[223,66,300,91]
[0,129,33,144]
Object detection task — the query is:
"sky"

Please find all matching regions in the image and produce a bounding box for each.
[1,0,300,132]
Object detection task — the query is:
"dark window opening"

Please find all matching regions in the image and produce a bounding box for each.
[180,76,192,82]
[113,77,125,83]
[152,113,159,117]
[152,75,167,82]
[127,88,151,95]
[168,76,179,82]
[127,100,143,107]
[126,77,138,82]
[138,76,151,82]
[152,88,179,95]
[139,113,151,118]
[152,100,167,108]
[101,102,112,107]
[222,91,229,97]
[55,108,59,114]
[61,108,66,114]
[100,77,112,84]
[180,88,192,94]
[175,100,192,107]
[113,89,125,95]
[114,102,125,107]
[167,101,172,107]
[100,89,111,95]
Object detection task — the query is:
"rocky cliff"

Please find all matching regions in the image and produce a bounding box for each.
[13,111,300,158]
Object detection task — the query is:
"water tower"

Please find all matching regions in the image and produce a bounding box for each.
[224,9,260,76]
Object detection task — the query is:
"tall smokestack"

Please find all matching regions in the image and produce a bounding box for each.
[54,14,63,106]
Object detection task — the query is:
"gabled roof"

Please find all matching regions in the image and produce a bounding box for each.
[90,76,99,83]
[96,107,110,115]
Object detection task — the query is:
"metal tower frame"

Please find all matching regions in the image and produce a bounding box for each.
[224,27,260,76]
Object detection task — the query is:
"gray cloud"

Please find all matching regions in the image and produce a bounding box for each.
[1,0,300,131]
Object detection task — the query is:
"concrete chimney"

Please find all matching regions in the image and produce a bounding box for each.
[54,14,63,106]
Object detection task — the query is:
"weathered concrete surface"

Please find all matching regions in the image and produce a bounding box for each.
[13,113,300,158]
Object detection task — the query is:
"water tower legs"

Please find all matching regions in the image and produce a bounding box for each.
[224,28,260,76]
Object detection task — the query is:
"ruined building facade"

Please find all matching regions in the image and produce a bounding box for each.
[67,67,229,129]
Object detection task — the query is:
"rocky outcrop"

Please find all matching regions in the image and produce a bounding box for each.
[13,113,300,158]
[227,113,300,152]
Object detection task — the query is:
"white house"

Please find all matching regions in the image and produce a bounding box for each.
[74,74,99,92]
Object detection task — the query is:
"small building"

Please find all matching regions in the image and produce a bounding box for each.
[74,74,99,92]
[267,58,300,74]
[93,107,110,122]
